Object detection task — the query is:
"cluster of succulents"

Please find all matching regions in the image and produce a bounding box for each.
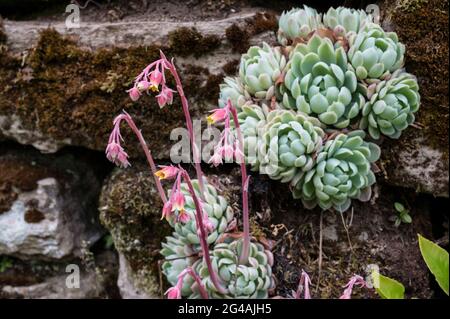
[219,5,420,212]
[160,178,275,298]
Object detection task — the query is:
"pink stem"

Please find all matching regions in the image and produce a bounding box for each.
[183,268,209,299]
[121,113,168,203]
[181,170,228,295]
[160,51,206,200]
[228,101,250,264]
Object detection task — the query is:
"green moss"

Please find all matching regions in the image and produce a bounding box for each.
[168,27,221,58]
[226,24,250,53]
[0,27,224,159]
[99,165,171,294]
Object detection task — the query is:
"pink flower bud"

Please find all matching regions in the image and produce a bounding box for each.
[137,80,151,91]
[177,209,190,224]
[128,87,141,101]
[165,286,181,299]
[209,152,223,167]
[207,108,228,124]
[161,201,173,220]
[156,86,175,108]
[203,217,215,233]
[155,165,179,180]
[106,141,130,168]
[171,191,185,212]
[149,70,163,92]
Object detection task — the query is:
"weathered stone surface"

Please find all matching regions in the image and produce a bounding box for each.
[99,163,170,298]
[0,147,104,259]
[0,10,277,158]
[117,253,154,299]
[0,251,119,299]
[378,0,449,197]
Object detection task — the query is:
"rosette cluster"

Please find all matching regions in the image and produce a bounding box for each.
[218,5,420,212]
[160,179,234,297]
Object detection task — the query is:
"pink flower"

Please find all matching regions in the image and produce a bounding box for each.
[155,165,179,180]
[106,142,130,168]
[128,87,141,101]
[137,80,151,91]
[177,209,190,224]
[156,86,175,108]
[149,69,163,92]
[171,191,186,212]
[207,108,228,124]
[222,144,235,161]
[161,201,173,220]
[209,152,223,167]
[165,286,181,299]
[339,275,366,299]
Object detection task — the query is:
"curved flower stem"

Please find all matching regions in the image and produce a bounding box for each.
[121,112,167,203]
[228,101,250,264]
[180,169,228,295]
[160,51,206,201]
[184,268,209,299]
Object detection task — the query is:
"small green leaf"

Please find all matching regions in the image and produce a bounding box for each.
[394,202,404,213]
[401,213,412,224]
[372,271,405,299]
[418,234,449,295]
[394,218,401,227]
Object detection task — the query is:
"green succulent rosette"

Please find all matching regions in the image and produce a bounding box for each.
[347,24,405,80]
[235,102,273,169]
[281,35,362,128]
[277,6,322,45]
[359,69,420,139]
[218,76,251,111]
[293,130,380,212]
[323,7,373,35]
[160,232,202,297]
[239,42,286,100]
[258,109,325,185]
[167,179,234,249]
[196,238,275,299]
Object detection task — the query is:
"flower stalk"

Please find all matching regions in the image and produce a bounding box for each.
[166,267,209,299]
[106,111,167,203]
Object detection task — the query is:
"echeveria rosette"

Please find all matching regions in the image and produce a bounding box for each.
[218,77,251,111]
[235,102,274,170]
[293,130,381,212]
[160,232,202,297]
[196,238,275,299]
[281,35,362,128]
[258,110,325,186]
[360,70,420,139]
[277,6,323,46]
[239,43,286,100]
[323,7,373,36]
[167,179,234,249]
[347,24,405,81]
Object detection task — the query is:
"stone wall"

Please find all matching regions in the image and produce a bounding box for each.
[0,0,447,299]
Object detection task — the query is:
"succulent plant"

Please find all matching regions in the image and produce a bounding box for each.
[347,24,405,80]
[239,43,287,100]
[281,35,362,128]
[257,109,325,185]
[323,7,373,35]
[196,238,275,299]
[277,6,323,46]
[167,179,234,249]
[360,69,420,139]
[293,130,380,212]
[235,102,273,169]
[218,76,251,111]
[160,232,202,297]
